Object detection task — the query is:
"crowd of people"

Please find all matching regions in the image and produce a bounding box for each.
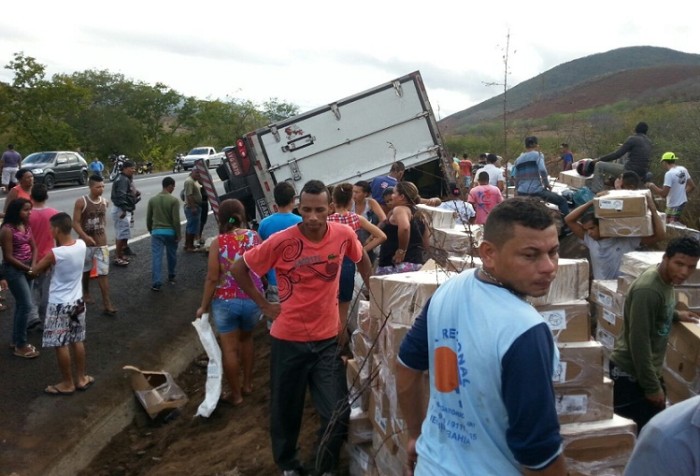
[1,128,699,475]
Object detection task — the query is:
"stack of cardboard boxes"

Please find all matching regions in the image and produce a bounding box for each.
[417,203,483,265]
[617,251,700,404]
[593,190,657,238]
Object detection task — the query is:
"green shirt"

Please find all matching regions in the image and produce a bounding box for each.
[184,176,202,206]
[146,192,181,240]
[611,265,676,396]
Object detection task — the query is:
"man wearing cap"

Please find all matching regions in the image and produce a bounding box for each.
[512,136,570,218]
[110,160,138,266]
[647,152,695,224]
[590,122,652,193]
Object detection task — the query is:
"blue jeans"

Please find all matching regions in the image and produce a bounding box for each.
[184,205,201,235]
[211,297,260,333]
[151,234,178,286]
[4,264,33,348]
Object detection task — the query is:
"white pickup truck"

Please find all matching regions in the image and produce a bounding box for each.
[181,146,226,170]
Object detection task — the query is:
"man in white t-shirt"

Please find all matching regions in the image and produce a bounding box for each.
[647,152,696,224]
[482,153,505,191]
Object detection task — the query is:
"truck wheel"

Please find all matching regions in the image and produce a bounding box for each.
[78,170,88,185]
[44,174,56,190]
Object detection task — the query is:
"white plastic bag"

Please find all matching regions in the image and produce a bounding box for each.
[191,313,222,418]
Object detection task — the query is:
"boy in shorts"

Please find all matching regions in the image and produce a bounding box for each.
[32,213,92,395]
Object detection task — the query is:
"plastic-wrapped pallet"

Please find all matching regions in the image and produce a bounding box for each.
[537,300,591,343]
[555,377,614,424]
[559,169,594,189]
[416,203,455,229]
[598,211,666,238]
[664,321,700,403]
[430,225,483,255]
[560,414,637,476]
[529,259,589,306]
[554,342,605,387]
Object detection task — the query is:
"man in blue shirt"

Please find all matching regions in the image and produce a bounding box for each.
[89,157,105,177]
[513,136,570,218]
[370,161,405,210]
[257,181,302,325]
[396,197,566,475]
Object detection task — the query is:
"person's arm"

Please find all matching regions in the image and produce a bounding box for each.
[357,215,386,252]
[396,301,431,475]
[596,138,633,163]
[501,323,566,475]
[3,188,18,214]
[640,195,666,246]
[31,250,56,275]
[538,154,551,189]
[367,197,387,223]
[646,181,669,198]
[686,176,696,195]
[171,200,181,241]
[196,238,220,318]
[72,198,96,246]
[29,234,37,268]
[627,289,666,404]
[232,253,280,320]
[146,201,153,233]
[392,206,412,264]
[564,200,594,240]
[112,178,129,217]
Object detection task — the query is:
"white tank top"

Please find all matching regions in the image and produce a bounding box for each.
[49,240,87,303]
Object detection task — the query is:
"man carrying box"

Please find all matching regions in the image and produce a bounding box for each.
[396,197,566,476]
[610,237,700,432]
[564,193,665,280]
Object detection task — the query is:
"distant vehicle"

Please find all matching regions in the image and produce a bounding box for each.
[23,151,89,189]
[181,147,225,170]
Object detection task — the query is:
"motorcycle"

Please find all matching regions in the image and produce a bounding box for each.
[138,161,153,174]
[109,154,127,182]
[173,154,185,173]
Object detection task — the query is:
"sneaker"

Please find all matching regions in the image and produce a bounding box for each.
[168,275,176,285]
[151,284,162,292]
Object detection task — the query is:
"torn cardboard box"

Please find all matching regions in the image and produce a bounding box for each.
[123,365,188,419]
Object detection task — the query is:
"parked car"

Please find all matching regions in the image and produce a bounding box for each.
[22,151,89,189]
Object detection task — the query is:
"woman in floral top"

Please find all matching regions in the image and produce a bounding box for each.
[196,199,263,406]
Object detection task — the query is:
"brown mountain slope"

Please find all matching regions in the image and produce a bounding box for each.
[508,64,700,121]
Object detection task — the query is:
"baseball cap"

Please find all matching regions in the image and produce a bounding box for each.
[660,152,677,162]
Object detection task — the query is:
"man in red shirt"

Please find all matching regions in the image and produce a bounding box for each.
[233,179,372,476]
[459,153,473,190]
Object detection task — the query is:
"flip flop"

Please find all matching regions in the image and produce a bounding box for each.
[76,376,95,391]
[14,344,39,359]
[44,385,74,396]
[113,258,129,267]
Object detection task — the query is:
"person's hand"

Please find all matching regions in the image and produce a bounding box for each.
[0,279,7,291]
[120,211,126,219]
[261,301,281,320]
[195,306,206,319]
[404,437,418,476]
[645,391,666,408]
[393,249,406,264]
[677,310,700,323]
[85,237,96,247]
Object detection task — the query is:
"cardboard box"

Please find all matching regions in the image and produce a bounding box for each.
[596,326,617,352]
[616,274,635,294]
[347,358,374,412]
[675,287,700,309]
[555,341,605,387]
[598,211,654,237]
[446,255,481,273]
[589,280,625,314]
[348,408,374,445]
[122,365,188,419]
[667,321,700,366]
[620,251,700,285]
[537,300,591,343]
[560,414,636,476]
[379,322,411,367]
[530,259,590,306]
[555,378,614,424]
[665,344,700,390]
[430,226,482,255]
[592,302,624,337]
[663,366,700,404]
[345,443,377,476]
[559,169,594,189]
[593,190,649,218]
[416,203,456,230]
[368,269,454,327]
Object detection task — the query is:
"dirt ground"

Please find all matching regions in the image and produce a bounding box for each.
[80,325,349,476]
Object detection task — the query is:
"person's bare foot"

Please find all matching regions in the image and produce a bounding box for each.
[220,392,243,406]
[83,295,95,304]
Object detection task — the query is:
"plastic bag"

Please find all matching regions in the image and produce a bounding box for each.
[191,313,222,418]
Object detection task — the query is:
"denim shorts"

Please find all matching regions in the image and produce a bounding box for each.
[211,297,261,334]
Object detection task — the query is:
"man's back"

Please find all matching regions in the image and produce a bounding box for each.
[370,174,397,203]
[664,165,691,208]
[468,185,503,224]
[147,193,180,230]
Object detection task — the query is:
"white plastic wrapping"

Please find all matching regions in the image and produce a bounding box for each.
[555,341,605,387]
[430,225,482,255]
[191,313,223,418]
[529,259,589,306]
[416,203,456,229]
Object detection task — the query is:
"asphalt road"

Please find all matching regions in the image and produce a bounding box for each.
[0,169,224,244]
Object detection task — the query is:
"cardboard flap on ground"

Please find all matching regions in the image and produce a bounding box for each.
[530,259,589,306]
[594,190,649,218]
[123,365,188,419]
[558,169,594,189]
